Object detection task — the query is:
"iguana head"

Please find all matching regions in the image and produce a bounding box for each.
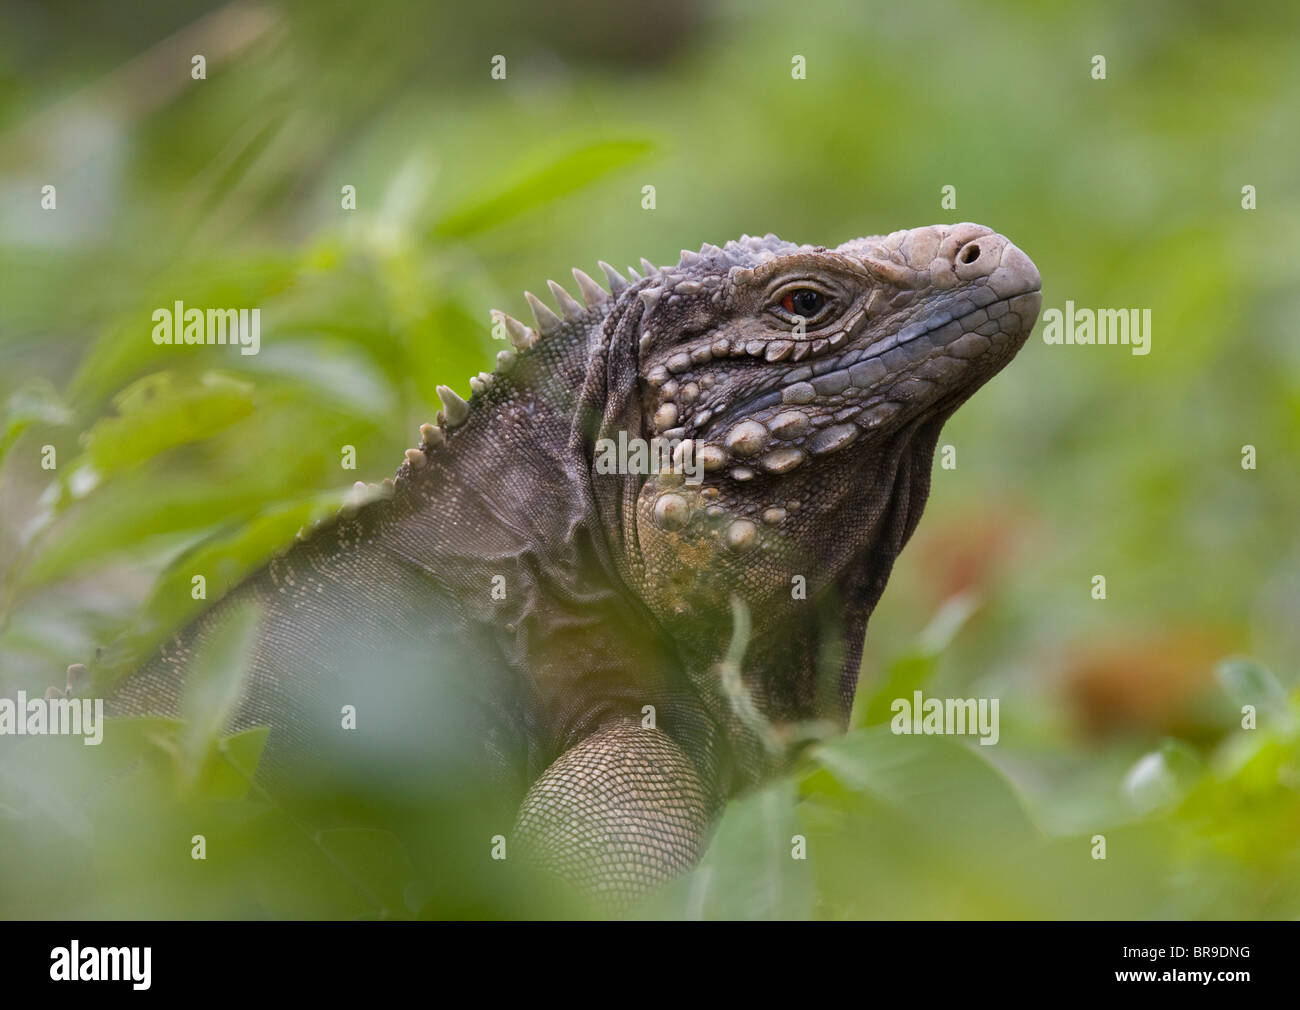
[418,223,1038,766]
[606,223,1041,736]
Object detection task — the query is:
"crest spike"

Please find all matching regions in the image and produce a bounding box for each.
[437,384,469,427]
[572,267,609,308]
[547,279,585,320]
[419,422,445,448]
[598,261,628,295]
[524,291,563,335]
[501,313,537,351]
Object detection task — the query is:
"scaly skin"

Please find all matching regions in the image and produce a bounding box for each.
[96,222,1042,909]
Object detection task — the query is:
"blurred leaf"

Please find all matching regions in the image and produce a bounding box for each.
[1122,739,1203,814]
[89,489,351,682]
[809,725,1037,839]
[0,378,73,469]
[1216,656,1296,730]
[431,137,654,239]
[855,651,939,728]
[79,371,256,479]
[853,593,979,728]
[202,727,271,800]
[74,717,184,795]
[180,602,260,787]
[21,479,269,588]
[246,341,394,421]
[143,491,349,620]
[318,828,415,920]
[643,779,813,920]
[916,589,981,654]
[375,148,441,240]
[66,255,300,408]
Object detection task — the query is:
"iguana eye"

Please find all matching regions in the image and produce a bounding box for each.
[781,289,825,317]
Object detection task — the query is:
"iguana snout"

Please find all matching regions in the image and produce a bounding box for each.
[827,222,1043,430]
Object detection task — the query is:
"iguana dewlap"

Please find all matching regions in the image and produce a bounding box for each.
[94,224,1042,908]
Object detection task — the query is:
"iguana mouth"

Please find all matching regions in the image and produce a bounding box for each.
[694,285,1042,456]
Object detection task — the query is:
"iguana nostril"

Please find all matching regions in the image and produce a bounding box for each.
[960,243,981,265]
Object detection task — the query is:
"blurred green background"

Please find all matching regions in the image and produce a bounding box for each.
[1,0,1297,918]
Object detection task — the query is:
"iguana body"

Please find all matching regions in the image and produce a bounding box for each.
[96,223,1042,908]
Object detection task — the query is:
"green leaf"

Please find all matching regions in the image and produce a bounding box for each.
[142,491,348,625]
[809,725,1037,839]
[79,371,256,479]
[66,254,299,408]
[20,478,271,589]
[77,489,350,686]
[317,828,415,919]
[852,593,979,729]
[201,726,271,800]
[1216,657,1296,730]
[81,716,185,786]
[855,650,939,728]
[916,589,981,654]
[431,137,654,239]
[0,378,73,469]
[241,340,394,422]
[642,779,813,920]
[180,602,260,787]
[1122,740,1203,814]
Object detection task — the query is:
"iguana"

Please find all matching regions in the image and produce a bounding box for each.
[82,222,1041,910]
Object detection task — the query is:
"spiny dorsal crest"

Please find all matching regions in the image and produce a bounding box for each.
[395,265,624,477]
[305,236,819,539]
[402,238,808,469]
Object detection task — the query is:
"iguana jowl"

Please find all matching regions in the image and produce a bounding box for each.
[99,222,1041,907]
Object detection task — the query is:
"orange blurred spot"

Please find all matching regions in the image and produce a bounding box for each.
[913,504,1030,604]
[1060,629,1237,740]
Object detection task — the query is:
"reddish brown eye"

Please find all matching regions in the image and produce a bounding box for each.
[781,289,825,317]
